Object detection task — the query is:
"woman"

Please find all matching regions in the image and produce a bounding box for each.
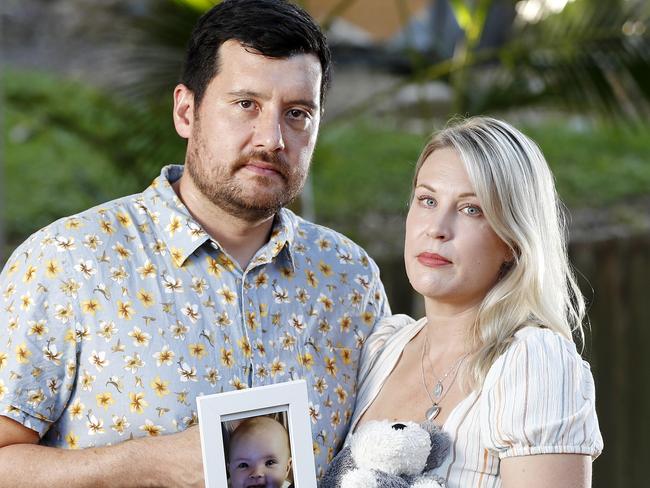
[348,117,603,487]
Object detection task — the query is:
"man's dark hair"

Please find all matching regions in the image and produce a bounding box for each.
[181,0,331,109]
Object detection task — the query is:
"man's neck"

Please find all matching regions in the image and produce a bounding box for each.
[171,176,275,270]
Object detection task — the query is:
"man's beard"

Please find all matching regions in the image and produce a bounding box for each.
[185,140,308,222]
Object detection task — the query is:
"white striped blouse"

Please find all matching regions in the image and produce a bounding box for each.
[347,315,603,488]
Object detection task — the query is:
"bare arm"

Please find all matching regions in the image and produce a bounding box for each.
[0,416,204,488]
[501,454,592,488]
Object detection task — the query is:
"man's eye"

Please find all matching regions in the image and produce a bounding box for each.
[287,109,307,119]
[239,100,254,109]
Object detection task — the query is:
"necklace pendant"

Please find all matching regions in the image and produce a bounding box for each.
[433,381,443,399]
[426,404,441,421]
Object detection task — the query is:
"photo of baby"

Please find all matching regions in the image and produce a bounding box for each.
[226,415,294,488]
[197,381,315,487]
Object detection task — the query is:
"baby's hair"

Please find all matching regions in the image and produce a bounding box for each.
[226,415,290,463]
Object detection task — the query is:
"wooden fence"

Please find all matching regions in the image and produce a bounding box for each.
[572,235,649,488]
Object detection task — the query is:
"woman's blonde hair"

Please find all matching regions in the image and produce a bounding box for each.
[412,116,585,390]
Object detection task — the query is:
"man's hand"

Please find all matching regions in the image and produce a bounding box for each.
[152,425,205,488]
[0,415,205,488]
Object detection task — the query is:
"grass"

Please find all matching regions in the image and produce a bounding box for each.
[313,117,650,217]
[2,69,184,248]
[523,122,650,207]
[312,121,425,220]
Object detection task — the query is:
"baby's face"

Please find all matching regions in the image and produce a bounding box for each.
[228,424,291,488]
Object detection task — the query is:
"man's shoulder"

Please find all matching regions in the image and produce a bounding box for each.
[3,190,147,266]
[34,190,145,237]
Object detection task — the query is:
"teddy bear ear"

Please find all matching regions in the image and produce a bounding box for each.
[421,421,452,471]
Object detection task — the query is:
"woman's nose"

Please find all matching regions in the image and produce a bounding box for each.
[425,212,453,241]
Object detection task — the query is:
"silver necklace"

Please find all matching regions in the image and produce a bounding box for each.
[420,334,468,421]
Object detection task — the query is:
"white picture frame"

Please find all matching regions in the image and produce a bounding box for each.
[197,379,316,488]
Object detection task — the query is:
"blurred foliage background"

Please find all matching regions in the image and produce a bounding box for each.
[1,0,649,486]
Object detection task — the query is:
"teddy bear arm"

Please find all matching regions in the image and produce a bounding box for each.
[410,479,444,488]
[409,472,446,488]
[373,470,413,488]
[320,446,358,488]
[341,468,379,488]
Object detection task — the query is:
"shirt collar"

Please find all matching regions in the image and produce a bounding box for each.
[141,165,297,270]
[250,208,296,271]
[139,165,210,267]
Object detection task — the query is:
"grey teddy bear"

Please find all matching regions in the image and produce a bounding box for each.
[321,420,450,488]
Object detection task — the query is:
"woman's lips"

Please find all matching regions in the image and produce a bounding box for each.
[416,252,452,267]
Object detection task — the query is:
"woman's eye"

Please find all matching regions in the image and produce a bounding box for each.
[417,195,436,207]
[461,205,483,216]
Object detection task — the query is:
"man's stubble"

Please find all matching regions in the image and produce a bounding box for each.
[185,122,309,223]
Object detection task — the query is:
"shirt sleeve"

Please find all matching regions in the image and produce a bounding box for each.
[480,327,603,459]
[0,230,80,437]
[366,255,392,326]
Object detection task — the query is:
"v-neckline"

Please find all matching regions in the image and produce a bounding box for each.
[352,317,475,435]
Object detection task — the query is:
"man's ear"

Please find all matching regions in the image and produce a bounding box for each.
[173,84,195,139]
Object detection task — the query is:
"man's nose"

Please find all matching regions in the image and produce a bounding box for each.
[253,109,285,152]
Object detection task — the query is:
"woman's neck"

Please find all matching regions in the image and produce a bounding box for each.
[422,299,480,356]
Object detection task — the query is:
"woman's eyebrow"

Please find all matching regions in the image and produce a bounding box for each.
[416,184,476,198]
[416,184,437,192]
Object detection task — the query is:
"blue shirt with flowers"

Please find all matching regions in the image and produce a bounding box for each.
[0,165,390,477]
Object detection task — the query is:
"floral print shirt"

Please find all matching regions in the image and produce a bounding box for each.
[0,165,390,477]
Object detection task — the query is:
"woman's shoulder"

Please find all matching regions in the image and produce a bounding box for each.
[486,326,589,385]
[483,326,593,404]
[480,326,602,458]
[362,315,423,360]
[356,315,423,386]
[501,325,583,367]
[526,325,586,362]
[513,324,575,345]
[369,313,421,340]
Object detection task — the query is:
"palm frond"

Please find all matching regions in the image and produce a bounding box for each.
[329,0,649,123]
[109,0,210,101]
[429,0,650,119]
[493,0,647,117]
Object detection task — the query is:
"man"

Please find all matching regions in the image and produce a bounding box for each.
[0,0,389,485]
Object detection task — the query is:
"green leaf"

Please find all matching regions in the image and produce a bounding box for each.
[171,0,220,13]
